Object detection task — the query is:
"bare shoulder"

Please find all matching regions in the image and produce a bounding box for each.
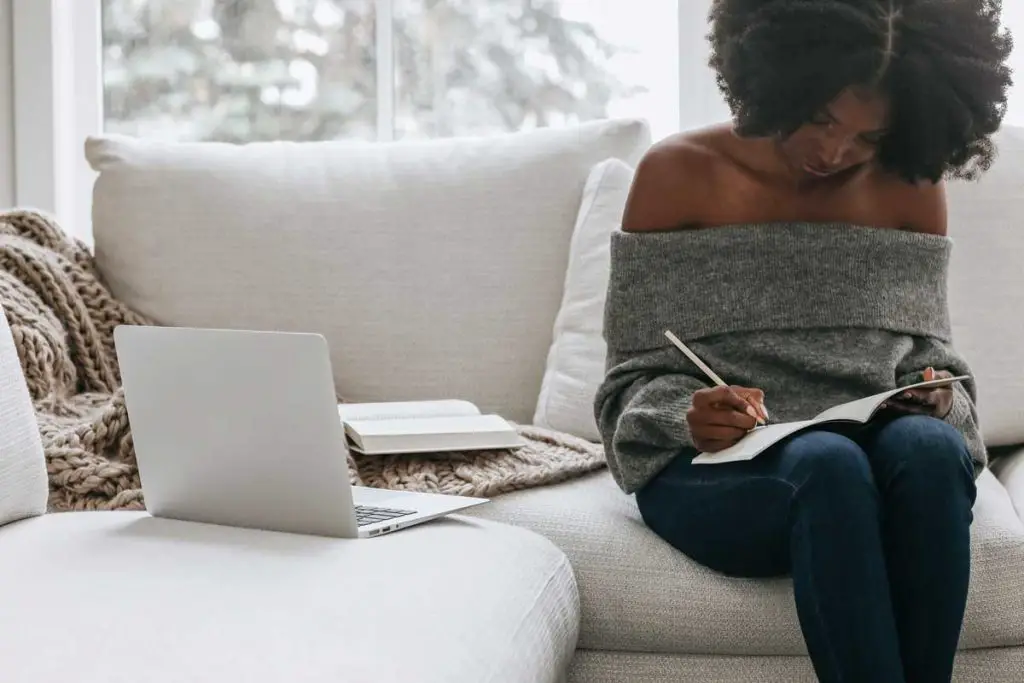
[870,168,948,236]
[621,126,728,233]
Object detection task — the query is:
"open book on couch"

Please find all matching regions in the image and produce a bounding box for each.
[693,375,970,465]
[337,399,526,455]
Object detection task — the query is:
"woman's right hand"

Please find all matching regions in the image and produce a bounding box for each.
[687,386,767,453]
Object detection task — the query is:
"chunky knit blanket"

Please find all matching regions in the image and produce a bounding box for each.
[0,210,605,512]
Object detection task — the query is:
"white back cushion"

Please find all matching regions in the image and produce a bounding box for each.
[533,159,633,441]
[946,125,1024,446]
[87,120,650,422]
[0,304,48,525]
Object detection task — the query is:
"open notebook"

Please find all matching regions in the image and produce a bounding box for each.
[693,375,970,465]
[337,399,526,456]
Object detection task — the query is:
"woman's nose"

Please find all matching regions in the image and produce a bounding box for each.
[820,137,852,166]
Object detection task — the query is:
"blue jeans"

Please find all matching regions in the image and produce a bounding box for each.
[636,415,977,683]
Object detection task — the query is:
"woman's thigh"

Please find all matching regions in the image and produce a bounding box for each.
[635,429,872,578]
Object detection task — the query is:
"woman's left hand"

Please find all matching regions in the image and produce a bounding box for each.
[881,367,954,419]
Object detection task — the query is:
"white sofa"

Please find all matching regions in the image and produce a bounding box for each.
[0,305,581,683]
[0,316,578,683]
[2,118,1023,681]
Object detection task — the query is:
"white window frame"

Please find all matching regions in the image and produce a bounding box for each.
[0,0,15,209]
[10,0,723,241]
[12,0,101,241]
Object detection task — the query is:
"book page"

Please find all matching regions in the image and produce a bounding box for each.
[337,399,480,423]
[346,414,511,437]
[345,414,525,455]
[811,393,895,425]
[811,375,971,425]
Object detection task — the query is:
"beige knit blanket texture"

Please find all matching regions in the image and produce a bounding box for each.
[0,210,605,512]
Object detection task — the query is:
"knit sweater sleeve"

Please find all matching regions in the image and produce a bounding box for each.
[594,348,708,494]
[896,339,987,477]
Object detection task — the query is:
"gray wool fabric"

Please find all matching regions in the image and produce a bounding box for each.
[594,222,986,495]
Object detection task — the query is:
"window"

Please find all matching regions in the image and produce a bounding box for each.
[100,0,681,144]
[14,1,1023,242]
[11,0,695,240]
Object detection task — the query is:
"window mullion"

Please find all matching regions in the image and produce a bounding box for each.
[375,0,395,142]
[12,0,60,213]
[11,0,101,242]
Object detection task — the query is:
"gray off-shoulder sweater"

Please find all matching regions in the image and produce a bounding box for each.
[594,223,986,495]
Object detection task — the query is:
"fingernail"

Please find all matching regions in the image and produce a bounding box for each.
[745,405,758,419]
[761,403,770,420]
[902,393,912,400]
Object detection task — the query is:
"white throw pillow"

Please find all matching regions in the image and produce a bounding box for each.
[87,120,651,424]
[0,304,48,525]
[533,159,634,441]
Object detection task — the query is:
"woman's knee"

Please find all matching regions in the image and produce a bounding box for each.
[776,431,875,493]
[871,415,974,481]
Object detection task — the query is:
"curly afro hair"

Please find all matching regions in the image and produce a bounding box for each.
[708,0,1014,181]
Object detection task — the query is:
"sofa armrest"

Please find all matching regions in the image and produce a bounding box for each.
[993,448,1024,522]
[0,304,48,525]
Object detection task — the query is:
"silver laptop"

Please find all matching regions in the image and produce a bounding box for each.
[114,325,488,538]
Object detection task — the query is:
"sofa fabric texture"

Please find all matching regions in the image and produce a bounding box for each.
[0,512,579,683]
[0,304,47,526]
[86,120,651,425]
[565,647,1024,683]
[472,469,1024,655]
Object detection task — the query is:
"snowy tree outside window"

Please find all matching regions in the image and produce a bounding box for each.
[101,0,681,143]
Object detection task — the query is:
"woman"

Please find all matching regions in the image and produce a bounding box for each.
[595,2,1012,682]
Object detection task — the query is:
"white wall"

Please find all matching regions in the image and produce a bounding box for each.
[0,0,14,208]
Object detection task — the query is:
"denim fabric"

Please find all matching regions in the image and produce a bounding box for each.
[636,415,977,683]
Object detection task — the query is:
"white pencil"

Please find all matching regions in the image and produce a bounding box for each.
[663,329,766,424]
[664,330,726,385]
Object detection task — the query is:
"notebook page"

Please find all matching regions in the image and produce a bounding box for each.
[337,399,481,423]
[692,420,817,464]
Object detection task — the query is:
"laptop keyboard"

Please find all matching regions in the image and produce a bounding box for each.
[354,505,416,527]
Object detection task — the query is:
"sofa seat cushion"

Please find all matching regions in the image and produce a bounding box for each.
[471,470,1024,656]
[0,512,578,683]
